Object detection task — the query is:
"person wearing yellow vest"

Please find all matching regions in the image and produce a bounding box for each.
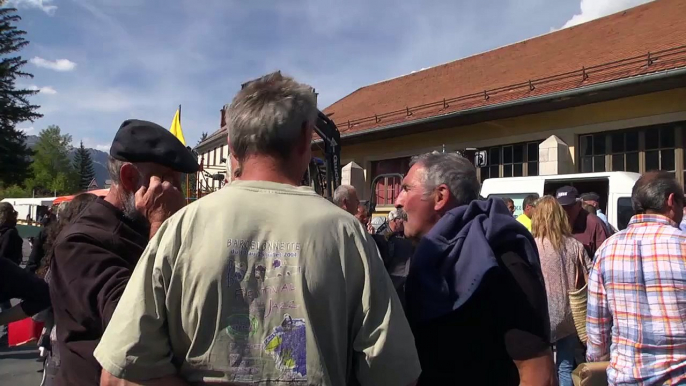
[516,194,539,232]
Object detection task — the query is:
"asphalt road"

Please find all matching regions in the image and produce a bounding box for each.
[0,344,43,385]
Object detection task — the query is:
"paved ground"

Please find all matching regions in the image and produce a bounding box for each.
[0,239,45,385]
[0,343,43,385]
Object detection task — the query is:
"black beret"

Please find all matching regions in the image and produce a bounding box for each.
[110,119,199,174]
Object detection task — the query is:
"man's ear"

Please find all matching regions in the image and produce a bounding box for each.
[119,163,141,193]
[667,193,676,209]
[434,184,451,212]
[296,121,313,156]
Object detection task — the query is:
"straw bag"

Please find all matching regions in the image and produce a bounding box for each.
[572,361,610,386]
[568,250,589,344]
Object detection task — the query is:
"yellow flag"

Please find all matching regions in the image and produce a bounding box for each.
[169,109,186,145]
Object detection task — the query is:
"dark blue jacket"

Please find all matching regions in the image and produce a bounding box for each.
[406,198,544,324]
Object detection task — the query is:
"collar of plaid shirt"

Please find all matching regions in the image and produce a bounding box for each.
[628,213,679,228]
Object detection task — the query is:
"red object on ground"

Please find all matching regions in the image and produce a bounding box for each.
[8,317,44,347]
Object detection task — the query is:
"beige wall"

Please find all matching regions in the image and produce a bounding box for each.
[198,88,686,198]
[337,88,686,199]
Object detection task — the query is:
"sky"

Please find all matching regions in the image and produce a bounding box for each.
[7,0,653,151]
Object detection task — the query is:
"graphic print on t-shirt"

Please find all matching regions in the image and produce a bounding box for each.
[264,314,307,377]
[224,238,307,383]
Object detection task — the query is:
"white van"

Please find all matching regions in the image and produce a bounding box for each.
[480,172,641,231]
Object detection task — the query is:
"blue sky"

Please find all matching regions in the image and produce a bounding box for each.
[8,0,652,150]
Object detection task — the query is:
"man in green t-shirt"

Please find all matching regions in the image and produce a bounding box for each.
[94,72,421,386]
[516,194,539,232]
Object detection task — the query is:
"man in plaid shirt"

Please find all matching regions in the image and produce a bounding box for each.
[587,171,686,384]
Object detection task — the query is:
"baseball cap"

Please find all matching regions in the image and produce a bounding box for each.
[555,186,579,206]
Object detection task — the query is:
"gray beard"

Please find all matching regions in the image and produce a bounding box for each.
[122,191,148,231]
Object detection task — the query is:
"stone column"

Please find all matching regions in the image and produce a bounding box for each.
[539,135,575,175]
[342,162,366,197]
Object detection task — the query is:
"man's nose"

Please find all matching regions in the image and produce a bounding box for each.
[395,190,406,208]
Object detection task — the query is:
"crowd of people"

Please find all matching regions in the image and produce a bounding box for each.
[0,72,685,386]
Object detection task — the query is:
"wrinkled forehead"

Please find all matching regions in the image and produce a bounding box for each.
[403,164,427,188]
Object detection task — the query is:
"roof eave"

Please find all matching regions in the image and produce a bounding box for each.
[194,127,227,153]
[314,67,686,147]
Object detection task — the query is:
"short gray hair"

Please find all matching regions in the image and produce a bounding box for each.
[226,72,318,162]
[107,156,125,185]
[333,185,356,207]
[106,156,142,221]
[631,171,684,214]
[410,152,480,207]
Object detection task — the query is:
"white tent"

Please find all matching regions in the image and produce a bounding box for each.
[1,197,56,222]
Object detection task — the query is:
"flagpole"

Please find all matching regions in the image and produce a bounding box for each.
[179,104,191,205]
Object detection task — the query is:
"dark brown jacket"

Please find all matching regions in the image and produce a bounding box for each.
[0,224,23,265]
[49,198,148,386]
[571,210,609,258]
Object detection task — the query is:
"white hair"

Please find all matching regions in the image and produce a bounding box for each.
[410,152,481,207]
[107,156,125,185]
[106,156,144,221]
[226,72,317,162]
[333,185,356,207]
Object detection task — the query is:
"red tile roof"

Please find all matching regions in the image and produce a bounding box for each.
[323,0,686,137]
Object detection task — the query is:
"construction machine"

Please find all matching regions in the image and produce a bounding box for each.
[302,111,342,200]
[305,111,403,218]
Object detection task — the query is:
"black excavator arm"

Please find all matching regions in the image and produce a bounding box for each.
[303,110,342,200]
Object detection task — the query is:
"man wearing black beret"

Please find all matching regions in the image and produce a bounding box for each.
[48,119,199,386]
[95,73,420,386]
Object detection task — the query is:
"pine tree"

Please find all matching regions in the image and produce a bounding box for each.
[73,140,95,191]
[0,7,42,187]
[31,125,76,195]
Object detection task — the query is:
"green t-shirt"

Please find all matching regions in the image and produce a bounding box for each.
[94,180,420,385]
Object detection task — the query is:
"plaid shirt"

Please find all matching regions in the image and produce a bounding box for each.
[587,214,686,385]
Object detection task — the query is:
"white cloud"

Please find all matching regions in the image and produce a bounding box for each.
[30,57,77,72]
[82,138,111,152]
[18,126,35,134]
[6,0,57,16]
[75,89,139,113]
[40,86,57,95]
[561,0,653,29]
[27,85,57,95]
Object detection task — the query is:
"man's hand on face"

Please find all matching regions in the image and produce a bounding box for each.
[135,176,185,228]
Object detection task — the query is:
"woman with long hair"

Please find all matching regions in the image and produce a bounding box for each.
[531,196,591,386]
[34,193,96,386]
[36,193,97,278]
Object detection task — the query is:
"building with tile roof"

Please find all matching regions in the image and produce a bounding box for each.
[196,0,686,209]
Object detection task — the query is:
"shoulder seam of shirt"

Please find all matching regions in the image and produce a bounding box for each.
[228,184,321,197]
